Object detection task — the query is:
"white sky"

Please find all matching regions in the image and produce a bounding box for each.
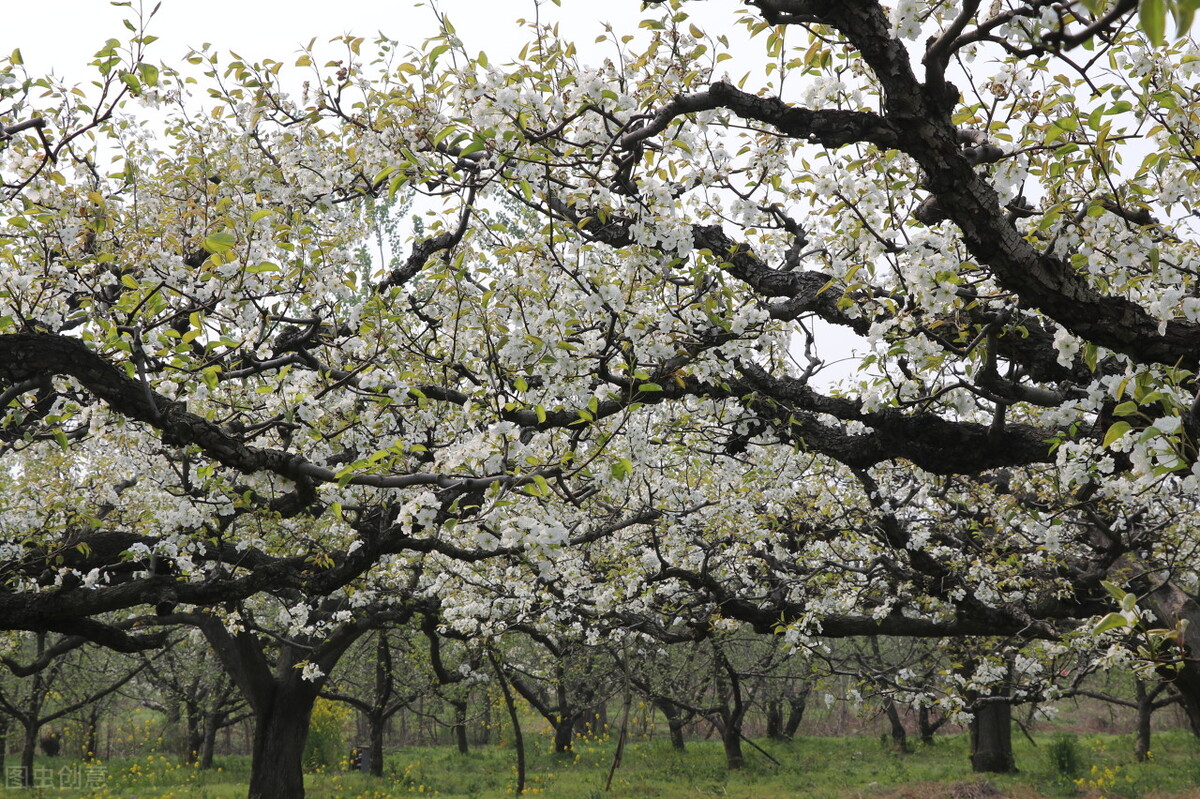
[5,1,718,77]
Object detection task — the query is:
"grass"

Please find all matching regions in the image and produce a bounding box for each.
[11,730,1200,798]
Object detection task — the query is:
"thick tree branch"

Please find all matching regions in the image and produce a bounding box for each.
[621,80,899,151]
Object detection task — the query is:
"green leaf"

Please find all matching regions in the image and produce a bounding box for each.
[458,135,488,158]
[138,63,159,87]
[428,43,450,67]
[1102,420,1132,448]
[523,474,551,497]
[335,466,357,488]
[1140,0,1167,44]
[610,458,634,480]
[1101,580,1128,601]
[388,173,407,200]
[1113,401,1139,417]
[1094,612,1130,634]
[203,231,237,254]
[1175,0,1198,32]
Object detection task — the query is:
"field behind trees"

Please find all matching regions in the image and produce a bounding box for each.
[14,731,1200,799]
[7,649,1200,799]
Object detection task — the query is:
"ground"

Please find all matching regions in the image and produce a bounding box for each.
[18,730,1200,798]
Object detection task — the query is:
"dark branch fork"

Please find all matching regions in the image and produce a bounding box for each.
[623,0,1198,369]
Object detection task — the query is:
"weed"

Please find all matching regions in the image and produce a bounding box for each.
[17,731,1200,798]
[1046,733,1084,778]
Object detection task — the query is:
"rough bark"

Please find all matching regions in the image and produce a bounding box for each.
[246,685,319,799]
[1134,681,1153,763]
[765,700,783,740]
[884,698,910,754]
[199,713,219,770]
[649,697,687,751]
[20,725,37,788]
[918,705,942,745]
[451,699,469,755]
[970,699,1017,774]
[713,646,746,770]
[1138,578,1200,737]
[190,611,370,799]
[783,685,810,739]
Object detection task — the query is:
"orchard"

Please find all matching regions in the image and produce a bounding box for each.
[3,1,1200,796]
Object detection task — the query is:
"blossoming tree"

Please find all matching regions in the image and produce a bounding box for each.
[3,0,1200,793]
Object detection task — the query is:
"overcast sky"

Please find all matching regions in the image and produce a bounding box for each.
[6,1,728,79]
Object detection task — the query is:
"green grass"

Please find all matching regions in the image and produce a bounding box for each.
[12,730,1200,798]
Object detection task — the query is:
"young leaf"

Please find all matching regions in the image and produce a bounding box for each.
[1094,612,1130,634]
[1140,0,1167,44]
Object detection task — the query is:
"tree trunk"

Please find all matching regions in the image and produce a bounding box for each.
[1133,571,1200,737]
[490,652,524,796]
[783,686,809,739]
[185,730,203,766]
[246,687,319,799]
[551,671,574,753]
[765,700,783,740]
[20,722,37,788]
[452,699,469,755]
[1134,681,1153,763]
[184,704,203,766]
[0,713,6,774]
[919,705,937,745]
[200,713,219,770]
[721,722,744,770]
[970,699,1016,774]
[668,715,686,751]
[1165,664,1200,737]
[479,692,491,745]
[83,706,100,762]
[578,702,607,735]
[713,645,746,770]
[653,699,687,751]
[884,698,910,753]
[365,711,385,777]
[552,711,576,753]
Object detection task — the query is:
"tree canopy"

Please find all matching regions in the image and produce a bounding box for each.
[3,0,1200,795]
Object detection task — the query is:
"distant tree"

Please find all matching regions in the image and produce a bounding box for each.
[139,634,247,767]
[0,634,143,786]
